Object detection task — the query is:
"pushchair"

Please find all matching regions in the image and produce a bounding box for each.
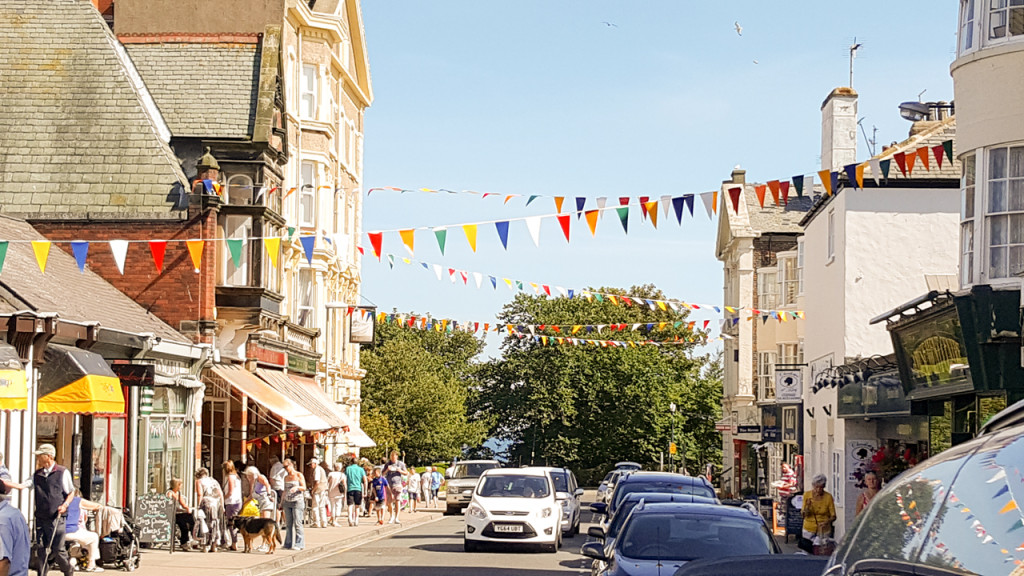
[97,507,141,571]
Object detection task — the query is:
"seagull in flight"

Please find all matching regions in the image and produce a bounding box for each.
[734,21,743,36]
[602,21,618,28]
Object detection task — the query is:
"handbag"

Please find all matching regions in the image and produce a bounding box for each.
[812,525,836,556]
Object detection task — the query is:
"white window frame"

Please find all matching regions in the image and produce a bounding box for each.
[827,209,836,262]
[757,268,778,311]
[961,154,976,287]
[221,214,251,287]
[296,267,316,328]
[777,251,798,307]
[757,351,776,400]
[300,63,318,120]
[983,144,1024,280]
[796,240,805,295]
[960,0,978,54]
[987,0,1024,43]
[958,0,1024,56]
[300,161,317,228]
[777,343,801,366]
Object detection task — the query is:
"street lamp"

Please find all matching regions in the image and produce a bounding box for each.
[669,403,677,473]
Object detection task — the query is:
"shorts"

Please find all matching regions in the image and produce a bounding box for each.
[408,491,419,501]
[373,499,386,510]
[346,491,363,506]
[387,486,403,499]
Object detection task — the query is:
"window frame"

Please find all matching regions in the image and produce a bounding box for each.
[960,0,977,54]
[777,251,799,307]
[796,240,805,295]
[296,267,316,328]
[757,351,777,400]
[960,153,976,287]
[299,161,317,229]
[777,343,801,366]
[827,209,836,263]
[982,144,1024,281]
[757,267,779,311]
[987,0,1024,43]
[957,0,1024,56]
[300,63,318,120]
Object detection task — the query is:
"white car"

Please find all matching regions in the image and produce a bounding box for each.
[525,466,583,536]
[463,468,562,553]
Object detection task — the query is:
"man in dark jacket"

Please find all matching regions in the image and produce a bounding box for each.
[27,445,73,576]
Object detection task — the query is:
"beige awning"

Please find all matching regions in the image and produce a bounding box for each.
[211,365,329,431]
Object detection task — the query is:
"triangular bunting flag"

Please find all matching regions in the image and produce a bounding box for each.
[906,150,917,175]
[818,169,833,195]
[186,240,204,272]
[0,241,6,275]
[700,192,716,219]
[575,197,586,217]
[792,175,805,197]
[932,144,945,169]
[767,180,781,205]
[554,197,565,213]
[615,206,629,233]
[855,163,866,188]
[660,195,672,218]
[672,197,686,224]
[585,210,599,236]
[727,186,742,214]
[844,164,859,189]
[71,241,89,273]
[942,140,953,166]
[638,196,650,220]
[754,185,766,208]
[31,241,50,273]
[525,216,542,247]
[596,197,607,218]
[879,158,891,180]
[894,152,908,176]
[399,229,415,255]
[495,221,510,249]
[917,146,930,171]
[869,158,882,185]
[462,224,478,252]
[149,241,167,273]
[109,240,128,275]
[368,232,383,260]
[300,235,316,264]
[526,195,539,206]
[226,238,244,267]
[780,181,790,205]
[264,237,280,267]
[644,201,659,227]
[683,194,694,216]
[433,227,447,255]
[557,214,571,242]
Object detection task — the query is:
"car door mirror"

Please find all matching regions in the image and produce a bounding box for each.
[580,542,608,561]
[574,487,585,497]
[587,526,605,539]
[589,502,607,515]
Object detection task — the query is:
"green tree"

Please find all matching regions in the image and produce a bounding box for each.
[358,407,403,463]
[361,320,489,464]
[476,285,722,484]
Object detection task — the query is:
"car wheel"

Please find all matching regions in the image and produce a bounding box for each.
[570,518,579,537]
[445,506,458,516]
[464,539,479,552]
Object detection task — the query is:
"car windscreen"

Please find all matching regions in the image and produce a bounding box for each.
[548,471,569,493]
[451,462,499,479]
[477,475,551,498]
[619,513,774,561]
[614,481,716,507]
[601,472,615,483]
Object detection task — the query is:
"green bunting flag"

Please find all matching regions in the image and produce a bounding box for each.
[287,226,296,241]
[433,227,447,255]
[0,241,6,275]
[226,238,244,267]
[616,206,629,234]
[942,140,954,166]
[792,175,804,197]
[879,158,892,180]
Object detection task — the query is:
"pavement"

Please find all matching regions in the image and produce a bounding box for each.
[133,504,447,576]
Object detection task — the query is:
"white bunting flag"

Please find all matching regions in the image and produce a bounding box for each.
[596,197,607,219]
[473,272,483,289]
[109,240,129,275]
[661,195,672,218]
[525,216,542,247]
[699,192,716,220]
[869,158,882,185]
[433,264,443,281]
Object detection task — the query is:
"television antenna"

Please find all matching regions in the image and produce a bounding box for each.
[849,37,863,88]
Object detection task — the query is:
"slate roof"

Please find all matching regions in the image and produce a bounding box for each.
[126,43,261,139]
[0,0,189,220]
[0,215,188,343]
[744,187,816,234]
[874,115,959,181]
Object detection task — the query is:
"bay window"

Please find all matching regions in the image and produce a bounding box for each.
[300,161,317,228]
[958,0,1024,55]
[757,269,778,311]
[296,268,315,328]
[985,145,1024,279]
[778,252,798,307]
[301,64,318,119]
[989,0,1024,40]
[961,154,976,286]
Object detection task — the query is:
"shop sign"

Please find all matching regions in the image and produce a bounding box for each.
[287,354,317,375]
[350,306,376,345]
[782,405,800,444]
[252,346,286,368]
[111,364,155,387]
[775,369,803,402]
[761,405,781,442]
[737,425,761,434]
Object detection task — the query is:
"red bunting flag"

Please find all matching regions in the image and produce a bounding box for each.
[780,181,790,205]
[638,196,650,220]
[754,185,766,208]
[894,151,908,176]
[618,197,630,206]
[557,214,571,242]
[368,232,383,260]
[932,144,945,169]
[148,240,167,273]
[767,180,781,205]
[727,186,742,213]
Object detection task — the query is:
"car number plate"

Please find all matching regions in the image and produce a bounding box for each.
[494,524,523,533]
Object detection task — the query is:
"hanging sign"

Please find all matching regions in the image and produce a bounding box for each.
[775,369,803,402]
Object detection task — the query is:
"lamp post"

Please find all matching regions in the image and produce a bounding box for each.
[669,403,677,473]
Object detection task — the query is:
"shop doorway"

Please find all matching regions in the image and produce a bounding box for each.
[87,416,127,507]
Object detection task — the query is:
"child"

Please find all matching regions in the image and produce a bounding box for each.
[370,468,388,525]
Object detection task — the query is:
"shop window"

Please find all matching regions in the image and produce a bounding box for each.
[92,417,126,507]
[985,145,1024,279]
[757,269,778,311]
[961,154,976,286]
[146,417,186,497]
[300,161,317,228]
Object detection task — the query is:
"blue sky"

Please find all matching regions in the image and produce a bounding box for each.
[359,1,957,358]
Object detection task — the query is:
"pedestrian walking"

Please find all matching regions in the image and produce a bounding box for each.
[421,466,432,507]
[166,478,194,551]
[383,451,408,524]
[28,444,74,576]
[268,456,286,523]
[221,461,242,551]
[369,468,387,525]
[327,463,346,527]
[244,462,274,519]
[309,458,328,528]
[359,458,373,517]
[0,480,30,576]
[195,468,224,553]
[344,459,366,527]
[430,466,443,505]
[281,458,306,551]
[407,469,421,513]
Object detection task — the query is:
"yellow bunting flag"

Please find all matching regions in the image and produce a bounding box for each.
[818,169,833,196]
[572,326,582,335]
[462,224,478,252]
[999,499,1018,514]
[31,241,50,273]
[608,295,619,305]
[585,210,599,236]
[855,163,866,188]
[645,201,659,228]
[399,229,415,254]
[264,237,281,267]
[186,240,205,272]
[657,301,667,311]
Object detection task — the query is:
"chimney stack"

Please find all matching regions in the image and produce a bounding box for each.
[821,87,858,171]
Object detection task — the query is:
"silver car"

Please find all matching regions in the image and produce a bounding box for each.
[444,460,501,515]
[525,466,584,536]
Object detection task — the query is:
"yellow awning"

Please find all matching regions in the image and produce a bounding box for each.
[37,374,124,414]
[0,368,28,411]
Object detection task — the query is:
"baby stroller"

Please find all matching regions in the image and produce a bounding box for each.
[97,507,141,571]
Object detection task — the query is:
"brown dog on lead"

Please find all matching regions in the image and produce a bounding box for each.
[232,516,284,554]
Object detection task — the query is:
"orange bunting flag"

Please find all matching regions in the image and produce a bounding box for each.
[754,185,767,208]
[503,195,515,204]
[399,229,415,255]
[767,180,781,205]
[584,210,599,236]
[554,197,565,213]
[999,499,1018,514]
[855,163,866,189]
[462,224,478,252]
[906,151,917,175]
[31,241,50,273]
[916,147,930,171]
[186,240,204,272]
[284,187,297,198]
[644,201,659,228]
[818,170,833,196]
[712,191,719,214]
[264,237,281,267]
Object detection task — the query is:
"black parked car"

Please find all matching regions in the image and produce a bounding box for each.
[825,398,1024,576]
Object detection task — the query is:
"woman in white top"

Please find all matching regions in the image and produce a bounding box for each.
[221,461,242,551]
[327,463,347,526]
[194,468,224,552]
[407,469,421,513]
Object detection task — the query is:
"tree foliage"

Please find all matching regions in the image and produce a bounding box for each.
[358,407,403,463]
[475,285,722,485]
[360,320,490,464]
